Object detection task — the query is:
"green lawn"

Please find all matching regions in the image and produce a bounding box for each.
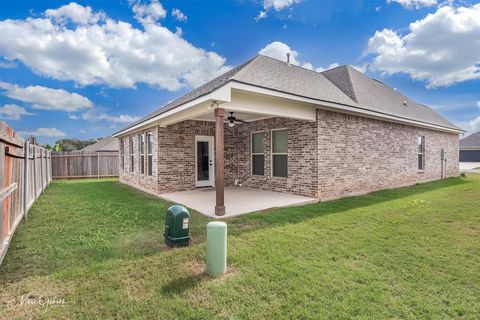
[1,176,479,319]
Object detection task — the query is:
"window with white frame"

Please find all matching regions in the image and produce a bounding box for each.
[147,132,153,176]
[139,134,145,174]
[272,129,288,177]
[417,136,425,171]
[129,137,134,172]
[120,139,125,170]
[251,132,265,175]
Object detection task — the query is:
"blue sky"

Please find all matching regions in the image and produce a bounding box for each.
[0,0,479,144]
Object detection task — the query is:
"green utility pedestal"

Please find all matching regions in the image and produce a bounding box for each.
[206,221,227,277]
[164,205,190,247]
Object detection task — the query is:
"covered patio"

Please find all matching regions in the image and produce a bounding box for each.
[160,187,317,218]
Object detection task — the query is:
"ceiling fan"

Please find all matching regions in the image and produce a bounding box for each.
[226,112,247,127]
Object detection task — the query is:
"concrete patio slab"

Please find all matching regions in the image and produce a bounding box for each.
[160,187,318,218]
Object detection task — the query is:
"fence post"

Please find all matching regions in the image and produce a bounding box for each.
[40,148,44,192]
[97,152,100,179]
[46,151,50,185]
[23,140,29,220]
[33,146,37,199]
[48,151,51,183]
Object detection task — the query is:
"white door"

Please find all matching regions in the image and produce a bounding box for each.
[195,136,215,187]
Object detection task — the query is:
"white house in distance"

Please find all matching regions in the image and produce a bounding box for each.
[113,55,462,217]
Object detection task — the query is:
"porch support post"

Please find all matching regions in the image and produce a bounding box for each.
[214,108,225,216]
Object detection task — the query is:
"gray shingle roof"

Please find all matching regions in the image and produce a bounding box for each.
[81,136,119,152]
[232,56,357,106]
[120,57,257,133]
[460,131,480,149]
[321,65,460,131]
[116,54,461,135]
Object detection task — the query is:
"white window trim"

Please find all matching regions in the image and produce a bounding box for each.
[147,132,153,176]
[120,139,125,171]
[271,128,288,178]
[129,137,134,172]
[251,130,266,176]
[139,133,145,175]
[417,136,425,172]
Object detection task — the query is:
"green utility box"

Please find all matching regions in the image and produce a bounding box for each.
[164,205,190,247]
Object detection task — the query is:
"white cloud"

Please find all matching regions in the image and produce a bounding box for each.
[255,11,268,22]
[263,0,302,11]
[387,0,437,9]
[352,64,368,73]
[457,116,480,136]
[80,109,140,123]
[19,127,67,138]
[0,2,230,90]
[315,63,340,72]
[256,0,301,20]
[367,4,480,88]
[0,104,34,120]
[477,101,480,108]
[0,60,16,68]
[0,82,93,112]
[172,8,187,22]
[132,0,166,25]
[98,114,141,123]
[45,2,104,24]
[259,41,340,73]
[260,41,301,64]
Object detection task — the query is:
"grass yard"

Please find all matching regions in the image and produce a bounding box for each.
[1,175,479,319]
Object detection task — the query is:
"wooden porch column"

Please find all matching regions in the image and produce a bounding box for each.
[214,108,225,216]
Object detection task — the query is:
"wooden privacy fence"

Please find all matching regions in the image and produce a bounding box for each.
[51,151,118,179]
[1,122,52,264]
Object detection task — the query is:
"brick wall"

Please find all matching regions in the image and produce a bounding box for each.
[119,110,459,202]
[316,109,459,201]
[119,126,159,195]
[226,117,319,197]
[157,120,216,193]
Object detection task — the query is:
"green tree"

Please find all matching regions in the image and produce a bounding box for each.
[54,138,98,151]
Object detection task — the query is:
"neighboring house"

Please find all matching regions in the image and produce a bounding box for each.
[113,55,462,216]
[81,136,119,153]
[459,131,480,162]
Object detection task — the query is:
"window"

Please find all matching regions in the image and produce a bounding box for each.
[139,134,145,174]
[129,137,134,172]
[272,129,288,177]
[147,132,153,176]
[251,132,265,175]
[120,139,125,170]
[417,136,425,171]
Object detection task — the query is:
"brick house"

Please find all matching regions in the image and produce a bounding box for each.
[113,55,462,216]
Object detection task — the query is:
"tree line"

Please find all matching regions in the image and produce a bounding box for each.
[41,138,99,151]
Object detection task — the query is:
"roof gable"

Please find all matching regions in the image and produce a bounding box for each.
[321,65,460,131]
[231,56,357,106]
[82,136,119,152]
[460,131,480,149]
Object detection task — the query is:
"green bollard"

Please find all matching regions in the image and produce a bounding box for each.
[206,221,227,277]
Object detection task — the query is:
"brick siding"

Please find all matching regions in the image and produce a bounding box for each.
[316,110,459,201]
[119,126,159,195]
[119,109,459,202]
